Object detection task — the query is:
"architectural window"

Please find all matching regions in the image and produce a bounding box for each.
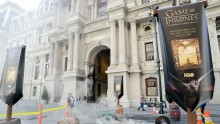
[142,0,149,4]
[64,57,68,71]
[145,42,154,61]
[216,18,220,31]
[33,86,37,96]
[34,56,40,80]
[35,66,40,79]
[45,54,49,78]
[63,43,68,72]
[97,0,107,16]
[145,78,158,96]
[179,0,191,5]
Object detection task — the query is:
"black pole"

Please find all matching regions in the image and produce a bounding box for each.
[151,6,165,114]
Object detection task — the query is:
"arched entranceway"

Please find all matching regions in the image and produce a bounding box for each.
[86,45,110,102]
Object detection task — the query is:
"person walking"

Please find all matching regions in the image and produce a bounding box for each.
[67,93,72,107]
[70,95,74,108]
[138,94,146,111]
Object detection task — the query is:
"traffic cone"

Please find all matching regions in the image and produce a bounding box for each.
[152,106,157,115]
[66,102,69,118]
[204,111,214,124]
[196,108,202,124]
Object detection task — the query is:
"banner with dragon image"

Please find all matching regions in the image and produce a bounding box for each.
[157,2,215,112]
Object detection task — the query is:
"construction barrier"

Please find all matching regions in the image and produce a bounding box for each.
[196,108,202,124]
[200,109,215,124]
[152,106,157,115]
[66,103,69,118]
[0,105,66,117]
[38,104,43,124]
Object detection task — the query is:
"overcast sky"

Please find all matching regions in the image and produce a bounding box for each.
[0,0,41,11]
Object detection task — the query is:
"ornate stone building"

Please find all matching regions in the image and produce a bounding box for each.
[0,1,24,79]
[6,0,220,106]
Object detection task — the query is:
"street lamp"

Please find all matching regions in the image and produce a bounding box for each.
[149,5,165,114]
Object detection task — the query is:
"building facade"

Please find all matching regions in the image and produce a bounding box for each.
[6,0,220,106]
[0,1,24,79]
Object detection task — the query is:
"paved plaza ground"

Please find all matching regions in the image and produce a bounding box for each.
[0,100,220,124]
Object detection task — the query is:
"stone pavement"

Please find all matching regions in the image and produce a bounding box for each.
[1,100,220,124]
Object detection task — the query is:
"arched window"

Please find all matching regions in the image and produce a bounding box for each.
[33,86,37,96]
[145,77,158,96]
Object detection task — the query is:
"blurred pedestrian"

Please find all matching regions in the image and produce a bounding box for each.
[138,94,145,111]
[67,93,72,106]
[70,95,74,108]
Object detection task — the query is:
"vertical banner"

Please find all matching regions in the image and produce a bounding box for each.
[158,3,215,111]
[0,46,26,105]
[114,76,123,99]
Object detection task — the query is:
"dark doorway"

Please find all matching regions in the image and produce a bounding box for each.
[87,49,110,102]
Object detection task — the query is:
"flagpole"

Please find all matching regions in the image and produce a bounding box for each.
[150,5,165,114]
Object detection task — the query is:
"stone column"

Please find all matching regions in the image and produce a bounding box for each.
[43,25,46,44]
[91,5,94,20]
[33,29,38,46]
[53,42,59,75]
[71,0,75,14]
[26,58,30,80]
[29,57,34,80]
[67,33,74,71]
[49,43,54,75]
[130,20,139,67]
[88,6,91,20]
[73,31,80,70]
[57,2,62,26]
[118,18,126,65]
[94,1,97,19]
[209,18,220,56]
[76,0,80,13]
[2,6,11,27]
[110,20,117,67]
[24,59,29,81]
[41,55,45,79]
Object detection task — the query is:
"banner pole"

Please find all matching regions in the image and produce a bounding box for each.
[203,0,208,8]
[187,108,197,124]
[151,7,165,114]
[6,103,13,122]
